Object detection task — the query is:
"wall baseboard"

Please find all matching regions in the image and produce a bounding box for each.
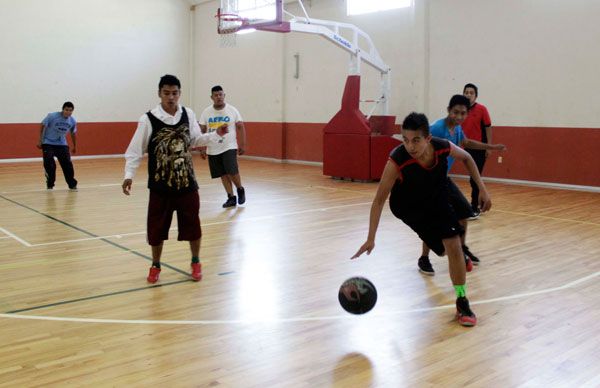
[0,154,124,164]
[2,153,595,192]
[449,174,600,193]
[239,155,323,167]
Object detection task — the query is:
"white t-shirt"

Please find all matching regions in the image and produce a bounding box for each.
[199,103,243,155]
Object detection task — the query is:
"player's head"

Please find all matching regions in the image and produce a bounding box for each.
[61,101,74,117]
[210,85,226,108]
[447,94,470,126]
[401,112,431,159]
[158,74,181,110]
[463,83,478,105]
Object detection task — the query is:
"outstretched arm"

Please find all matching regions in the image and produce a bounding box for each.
[461,137,506,152]
[351,161,399,259]
[450,143,492,212]
[189,111,228,147]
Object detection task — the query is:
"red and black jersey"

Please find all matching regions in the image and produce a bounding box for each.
[388,137,452,218]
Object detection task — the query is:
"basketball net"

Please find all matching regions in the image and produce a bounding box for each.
[217,0,241,48]
[219,32,237,48]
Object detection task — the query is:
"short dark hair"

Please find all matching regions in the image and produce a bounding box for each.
[62,101,74,110]
[211,85,223,94]
[448,94,470,110]
[159,74,181,90]
[463,83,478,97]
[402,112,430,137]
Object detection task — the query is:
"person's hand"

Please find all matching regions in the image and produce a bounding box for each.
[122,179,132,196]
[238,147,245,155]
[36,141,42,150]
[72,146,77,154]
[351,239,375,260]
[493,144,506,151]
[216,124,229,137]
[478,190,492,212]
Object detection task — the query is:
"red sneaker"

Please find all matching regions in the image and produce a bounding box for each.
[147,266,161,283]
[191,262,202,281]
[465,257,473,272]
[456,297,477,327]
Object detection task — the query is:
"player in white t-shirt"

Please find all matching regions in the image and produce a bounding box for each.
[199,85,247,208]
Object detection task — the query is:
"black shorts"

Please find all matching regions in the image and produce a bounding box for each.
[390,199,464,256]
[147,190,201,246]
[447,178,473,220]
[208,149,239,178]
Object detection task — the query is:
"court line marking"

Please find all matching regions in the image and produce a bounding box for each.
[0,182,216,194]
[494,209,600,227]
[5,279,193,314]
[0,227,32,247]
[0,193,190,277]
[1,270,598,325]
[17,200,373,247]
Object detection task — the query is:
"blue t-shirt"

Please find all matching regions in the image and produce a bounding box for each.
[42,112,77,146]
[429,118,464,171]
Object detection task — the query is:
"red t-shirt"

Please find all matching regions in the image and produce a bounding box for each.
[462,103,491,142]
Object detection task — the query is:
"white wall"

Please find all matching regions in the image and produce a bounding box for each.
[193,0,600,128]
[193,0,425,123]
[4,0,599,128]
[192,1,285,121]
[428,0,600,127]
[282,0,425,123]
[0,0,191,123]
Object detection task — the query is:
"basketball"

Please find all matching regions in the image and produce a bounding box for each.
[338,277,377,314]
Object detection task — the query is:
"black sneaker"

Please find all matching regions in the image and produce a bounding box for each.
[462,245,480,266]
[456,296,477,326]
[222,195,237,208]
[46,185,54,190]
[68,185,78,192]
[468,207,481,220]
[418,256,435,276]
[237,187,245,205]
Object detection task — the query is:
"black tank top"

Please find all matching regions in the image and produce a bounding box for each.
[146,108,198,193]
[388,137,451,216]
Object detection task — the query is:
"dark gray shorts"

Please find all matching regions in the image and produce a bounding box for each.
[447,178,473,220]
[208,149,239,178]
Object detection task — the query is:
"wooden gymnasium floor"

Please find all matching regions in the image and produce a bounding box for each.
[0,156,599,387]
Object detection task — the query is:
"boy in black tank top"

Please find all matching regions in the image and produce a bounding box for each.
[122,75,228,284]
[351,112,493,327]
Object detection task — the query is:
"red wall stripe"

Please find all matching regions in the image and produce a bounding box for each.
[450,126,600,187]
[1,122,598,187]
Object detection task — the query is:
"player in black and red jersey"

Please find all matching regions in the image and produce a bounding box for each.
[351,112,493,327]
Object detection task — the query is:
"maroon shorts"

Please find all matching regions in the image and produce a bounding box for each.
[147,190,201,246]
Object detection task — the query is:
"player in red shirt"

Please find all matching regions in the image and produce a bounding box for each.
[462,83,492,218]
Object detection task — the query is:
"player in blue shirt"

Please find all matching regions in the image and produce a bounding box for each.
[37,102,78,190]
[418,95,505,275]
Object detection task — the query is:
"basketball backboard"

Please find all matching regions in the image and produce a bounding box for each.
[217,0,288,34]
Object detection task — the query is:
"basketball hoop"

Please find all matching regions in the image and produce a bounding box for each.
[216,11,247,34]
[216,9,248,48]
